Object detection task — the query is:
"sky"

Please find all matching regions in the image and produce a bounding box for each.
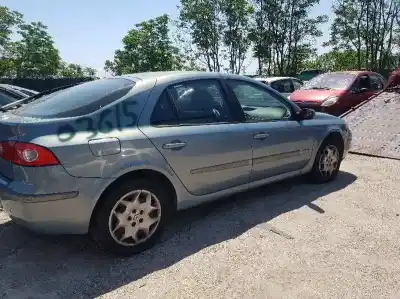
[3,0,333,76]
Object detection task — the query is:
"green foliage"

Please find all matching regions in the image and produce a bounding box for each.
[104,14,196,75]
[221,0,253,73]
[178,0,225,71]
[0,6,98,78]
[250,0,328,75]
[304,50,367,71]
[59,62,97,77]
[0,6,22,51]
[0,6,23,76]
[327,0,399,71]
[11,22,61,78]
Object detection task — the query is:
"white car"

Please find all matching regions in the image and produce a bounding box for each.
[253,76,304,98]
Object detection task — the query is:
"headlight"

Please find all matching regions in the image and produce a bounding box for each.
[321,96,339,107]
[287,95,291,100]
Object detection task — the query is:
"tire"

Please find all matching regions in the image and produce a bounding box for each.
[90,178,173,256]
[308,137,343,184]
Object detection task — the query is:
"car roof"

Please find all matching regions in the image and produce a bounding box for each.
[326,70,378,76]
[118,71,219,81]
[253,76,297,83]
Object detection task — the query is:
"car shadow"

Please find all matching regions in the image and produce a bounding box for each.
[0,171,357,299]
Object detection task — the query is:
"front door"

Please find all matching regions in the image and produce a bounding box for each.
[224,79,316,181]
[139,79,253,196]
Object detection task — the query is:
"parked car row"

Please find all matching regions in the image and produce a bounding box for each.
[0,71,351,256]
[256,70,386,116]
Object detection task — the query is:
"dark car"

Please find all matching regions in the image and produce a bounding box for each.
[0,84,38,107]
[288,71,387,116]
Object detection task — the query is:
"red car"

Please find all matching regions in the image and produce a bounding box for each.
[288,71,387,116]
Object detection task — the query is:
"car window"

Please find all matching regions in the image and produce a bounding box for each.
[167,79,231,125]
[292,79,303,90]
[354,75,371,90]
[0,90,20,106]
[150,91,178,126]
[369,74,384,90]
[270,79,293,93]
[13,78,135,118]
[226,79,292,122]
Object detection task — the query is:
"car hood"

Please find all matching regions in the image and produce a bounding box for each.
[290,89,345,103]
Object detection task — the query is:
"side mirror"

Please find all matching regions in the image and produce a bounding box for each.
[298,108,315,120]
[360,87,368,93]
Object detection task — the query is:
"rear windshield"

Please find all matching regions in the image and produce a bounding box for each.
[13,78,135,118]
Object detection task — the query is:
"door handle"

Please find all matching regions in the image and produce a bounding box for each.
[162,141,187,150]
[253,133,269,140]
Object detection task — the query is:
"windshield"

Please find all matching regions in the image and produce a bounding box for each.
[302,73,356,90]
[13,78,135,118]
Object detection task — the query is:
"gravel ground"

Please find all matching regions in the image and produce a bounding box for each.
[0,154,399,299]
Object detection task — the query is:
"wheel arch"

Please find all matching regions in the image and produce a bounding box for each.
[322,129,345,157]
[89,168,178,231]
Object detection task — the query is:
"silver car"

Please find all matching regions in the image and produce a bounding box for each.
[0,71,351,256]
[253,76,304,97]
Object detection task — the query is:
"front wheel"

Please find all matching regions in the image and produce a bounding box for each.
[90,179,171,256]
[308,139,342,184]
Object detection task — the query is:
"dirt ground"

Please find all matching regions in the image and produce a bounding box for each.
[0,154,399,299]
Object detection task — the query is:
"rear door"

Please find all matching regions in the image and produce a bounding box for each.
[139,78,253,196]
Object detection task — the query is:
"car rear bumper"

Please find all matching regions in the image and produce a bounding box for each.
[0,176,92,234]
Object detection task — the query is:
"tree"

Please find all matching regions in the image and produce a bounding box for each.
[12,21,61,78]
[250,0,327,75]
[327,0,399,71]
[104,14,188,75]
[304,50,367,71]
[178,0,225,72]
[59,62,96,77]
[0,6,23,76]
[220,0,253,74]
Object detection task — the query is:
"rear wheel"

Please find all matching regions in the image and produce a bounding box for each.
[90,179,172,256]
[308,137,343,184]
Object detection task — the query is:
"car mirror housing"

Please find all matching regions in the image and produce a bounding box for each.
[297,108,315,120]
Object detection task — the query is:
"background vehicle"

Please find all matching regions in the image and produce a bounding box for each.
[0,84,38,107]
[288,71,387,116]
[297,69,325,83]
[253,76,303,97]
[0,71,351,256]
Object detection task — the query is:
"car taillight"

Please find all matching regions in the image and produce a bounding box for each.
[0,141,60,167]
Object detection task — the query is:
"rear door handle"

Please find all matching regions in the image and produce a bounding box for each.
[253,133,269,140]
[162,141,187,150]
